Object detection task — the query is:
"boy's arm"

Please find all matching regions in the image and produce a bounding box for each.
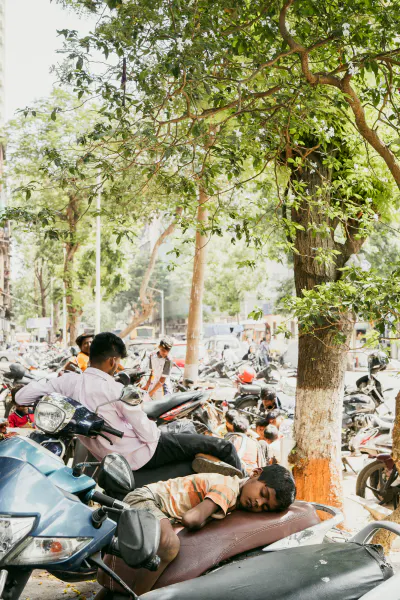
[181,498,219,530]
[148,376,165,397]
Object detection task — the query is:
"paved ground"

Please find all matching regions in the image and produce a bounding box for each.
[18,369,400,598]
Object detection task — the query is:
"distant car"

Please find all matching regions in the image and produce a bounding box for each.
[170,343,206,368]
[203,335,243,362]
[0,349,20,363]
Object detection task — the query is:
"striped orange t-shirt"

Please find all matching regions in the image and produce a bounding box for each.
[146,473,241,521]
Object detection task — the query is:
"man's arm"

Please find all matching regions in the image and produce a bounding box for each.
[15,378,62,406]
[117,402,159,443]
[181,499,219,530]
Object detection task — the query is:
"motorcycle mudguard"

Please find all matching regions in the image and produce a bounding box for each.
[143,542,393,600]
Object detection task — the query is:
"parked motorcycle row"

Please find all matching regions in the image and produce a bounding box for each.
[1,345,400,599]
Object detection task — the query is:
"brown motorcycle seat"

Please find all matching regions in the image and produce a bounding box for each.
[98,501,320,593]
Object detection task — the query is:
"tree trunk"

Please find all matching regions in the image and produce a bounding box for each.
[53,301,60,341]
[63,195,80,345]
[289,153,355,507]
[371,390,400,551]
[184,187,209,380]
[118,208,182,340]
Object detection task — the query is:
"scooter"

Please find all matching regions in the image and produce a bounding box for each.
[0,394,161,600]
[96,519,400,600]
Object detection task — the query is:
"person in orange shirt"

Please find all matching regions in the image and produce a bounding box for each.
[75,333,94,371]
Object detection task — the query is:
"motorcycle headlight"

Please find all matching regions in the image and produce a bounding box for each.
[0,516,35,562]
[6,537,92,565]
[34,394,75,433]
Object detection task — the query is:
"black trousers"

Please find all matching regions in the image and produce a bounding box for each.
[142,432,242,472]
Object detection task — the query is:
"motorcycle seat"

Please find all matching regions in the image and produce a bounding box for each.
[143,541,392,600]
[99,501,320,592]
[238,383,264,396]
[143,391,208,420]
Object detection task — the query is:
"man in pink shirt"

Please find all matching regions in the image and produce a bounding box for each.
[16,333,242,476]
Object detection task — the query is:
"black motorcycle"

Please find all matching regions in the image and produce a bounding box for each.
[342,351,393,451]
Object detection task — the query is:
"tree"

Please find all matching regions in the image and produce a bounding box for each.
[204,236,268,317]
[46,0,400,506]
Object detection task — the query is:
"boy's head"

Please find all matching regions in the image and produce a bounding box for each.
[225,409,238,433]
[266,410,285,430]
[16,406,29,416]
[261,387,277,411]
[159,336,173,358]
[238,464,296,513]
[90,332,127,375]
[264,424,279,444]
[255,416,269,439]
[232,415,250,434]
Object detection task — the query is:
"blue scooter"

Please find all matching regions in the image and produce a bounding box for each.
[0,392,161,600]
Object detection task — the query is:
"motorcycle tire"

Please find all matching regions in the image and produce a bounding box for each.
[236,398,259,423]
[356,460,397,505]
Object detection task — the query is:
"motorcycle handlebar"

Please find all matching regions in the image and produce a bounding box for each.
[91,490,127,510]
[101,424,124,438]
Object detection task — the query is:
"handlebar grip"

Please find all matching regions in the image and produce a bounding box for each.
[91,490,126,509]
[101,424,124,438]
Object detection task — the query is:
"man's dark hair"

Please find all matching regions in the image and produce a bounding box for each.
[264,424,279,442]
[232,415,250,433]
[225,409,238,424]
[90,332,127,363]
[255,416,269,428]
[260,387,277,402]
[258,464,296,511]
[265,409,282,425]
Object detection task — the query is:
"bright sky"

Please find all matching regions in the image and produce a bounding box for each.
[5,0,95,121]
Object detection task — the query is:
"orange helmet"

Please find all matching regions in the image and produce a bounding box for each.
[237,365,256,384]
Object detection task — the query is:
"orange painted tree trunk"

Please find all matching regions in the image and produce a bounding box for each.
[289,151,363,507]
[184,187,208,381]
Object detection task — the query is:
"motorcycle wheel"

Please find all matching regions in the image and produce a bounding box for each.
[236,398,259,423]
[356,460,397,505]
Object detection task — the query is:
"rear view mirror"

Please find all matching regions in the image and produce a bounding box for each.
[70,346,78,357]
[119,385,143,406]
[118,509,160,570]
[98,453,135,496]
[115,371,130,386]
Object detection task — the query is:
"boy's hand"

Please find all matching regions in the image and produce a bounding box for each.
[181,499,219,530]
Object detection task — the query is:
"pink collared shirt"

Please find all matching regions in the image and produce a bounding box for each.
[15,367,160,469]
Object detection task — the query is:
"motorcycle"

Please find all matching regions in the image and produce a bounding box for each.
[356,452,400,508]
[96,518,400,600]
[0,428,161,600]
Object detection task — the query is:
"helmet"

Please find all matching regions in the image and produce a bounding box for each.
[368,351,388,373]
[237,365,256,384]
[159,336,174,351]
